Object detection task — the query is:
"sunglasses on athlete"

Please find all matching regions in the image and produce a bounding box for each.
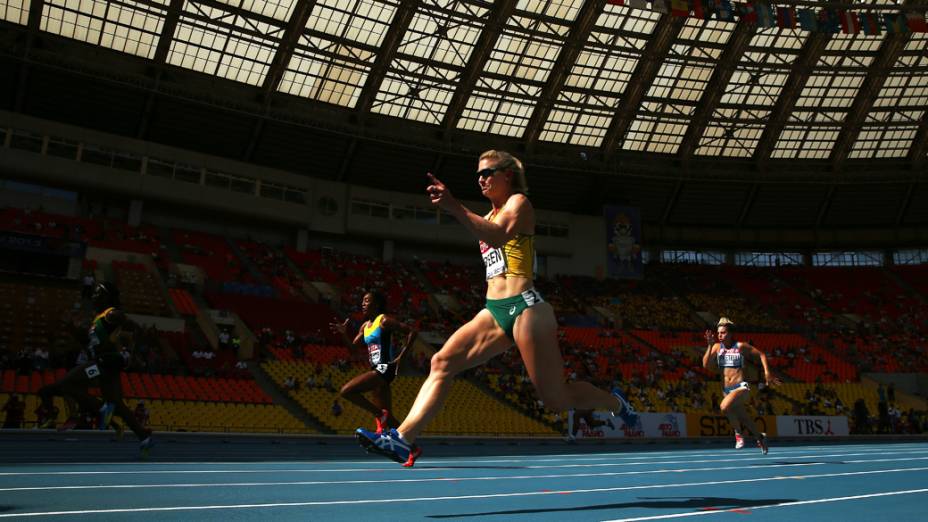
[477,167,503,178]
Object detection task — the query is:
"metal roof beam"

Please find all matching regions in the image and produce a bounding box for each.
[260,0,317,96]
[678,20,755,159]
[661,179,684,225]
[354,0,419,115]
[441,0,519,133]
[523,0,605,150]
[753,32,832,162]
[737,183,759,227]
[154,0,185,65]
[816,184,837,227]
[909,110,928,168]
[830,32,912,167]
[896,181,917,226]
[600,14,685,160]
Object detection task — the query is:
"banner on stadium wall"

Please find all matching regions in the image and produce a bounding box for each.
[776,416,849,437]
[685,413,778,438]
[568,411,686,439]
[603,205,643,280]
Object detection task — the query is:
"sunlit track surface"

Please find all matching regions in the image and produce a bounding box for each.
[1,441,926,521]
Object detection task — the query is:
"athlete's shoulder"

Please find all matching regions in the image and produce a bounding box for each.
[506,193,532,210]
[102,308,125,323]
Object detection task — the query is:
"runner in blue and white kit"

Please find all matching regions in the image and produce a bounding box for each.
[702,317,780,454]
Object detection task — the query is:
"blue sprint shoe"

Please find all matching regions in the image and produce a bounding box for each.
[611,387,639,426]
[355,427,412,464]
[98,402,115,430]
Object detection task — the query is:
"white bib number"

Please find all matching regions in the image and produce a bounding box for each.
[481,242,506,280]
[84,364,101,379]
[368,344,382,365]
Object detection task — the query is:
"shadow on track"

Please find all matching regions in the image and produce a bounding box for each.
[427,496,797,518]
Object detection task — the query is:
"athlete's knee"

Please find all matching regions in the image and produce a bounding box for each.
[720,401,735,415]
[338,383,355,397]
[429,351,458,378]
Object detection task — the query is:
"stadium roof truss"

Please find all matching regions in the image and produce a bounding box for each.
[4,0,925,164]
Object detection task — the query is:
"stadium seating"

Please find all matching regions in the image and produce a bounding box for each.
[113,261,171,316]
[261,359,558,436]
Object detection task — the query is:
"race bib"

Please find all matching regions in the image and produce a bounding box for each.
[375,364,389,375]
[368,344,382,364]
[84,364,101,379]
[480,241,506,280]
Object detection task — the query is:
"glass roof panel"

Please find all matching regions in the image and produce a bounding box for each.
[42,0,167,60]
[371,0,488,123]
[849,31,928,159]
[457,4,570,136]
[0,0,29,25]
[538,4,660,146]
[623,18,733,153]
[280,0,393,107]
[696,27,805,157]
[168,2,279,86]
[216,0,297,22]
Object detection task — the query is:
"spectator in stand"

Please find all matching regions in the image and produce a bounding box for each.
[2,394,25,429]
[877,399,891,434]
[33,346,50,371]
[853,398,870,434]
[35,400,60,429]
[82,272,95,300]
[284,376,298,391]
[332,399,343,418]
[134,400,150,429]
[888,403,901,433]
[218,329,231,351]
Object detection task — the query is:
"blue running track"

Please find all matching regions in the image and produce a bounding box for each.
[0,442,926,520]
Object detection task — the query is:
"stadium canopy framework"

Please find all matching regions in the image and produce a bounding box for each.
[0,0,926,230]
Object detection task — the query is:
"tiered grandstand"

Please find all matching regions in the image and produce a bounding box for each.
[2,205,927,438]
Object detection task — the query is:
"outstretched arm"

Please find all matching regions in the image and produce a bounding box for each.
[702,329,718,370]
[382,315,417,364]
[425,173,531,248]
[329,319,364,350]
[745,344,781,386]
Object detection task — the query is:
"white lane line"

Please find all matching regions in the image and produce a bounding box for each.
[5,443,922,469]
[3,449,926,477]
[0,462,828,491]
[3,455,927,492]
[600,488,928,521]
[0,466,926,518]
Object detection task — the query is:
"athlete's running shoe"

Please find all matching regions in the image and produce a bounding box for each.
[139,434,155,459]
[402,444,423,468]
[375,409,390,435]
[355,427,413,464]
[734,432,745,449]
[98,402,115,430]
[610,387,639,426]
[756,432,769,455]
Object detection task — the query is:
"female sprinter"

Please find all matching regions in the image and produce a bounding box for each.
[331,291,417,435]
[355,150,638,467]
[702,317,780,454]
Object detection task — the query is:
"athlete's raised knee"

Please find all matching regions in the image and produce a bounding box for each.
[429,351,458,378]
